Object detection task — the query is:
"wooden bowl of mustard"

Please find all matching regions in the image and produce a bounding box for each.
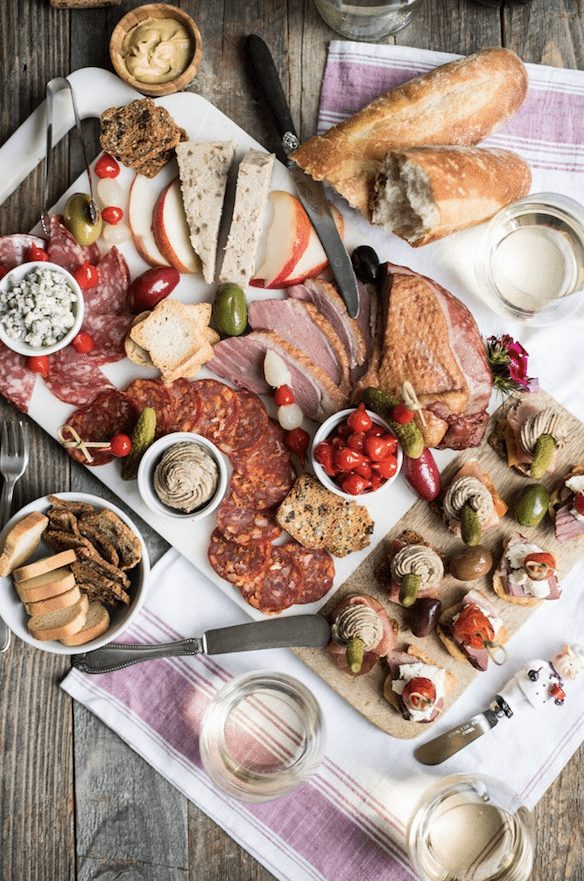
[109,3,202,97]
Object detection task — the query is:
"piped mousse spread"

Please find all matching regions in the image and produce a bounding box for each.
[122,17,193,84]
[443,476,494,526]
[154,442,218,513]
[331,603,383,652]
[391,544,444,591]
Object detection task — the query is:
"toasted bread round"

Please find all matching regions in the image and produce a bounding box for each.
[27,595,89,642]
[24,584,82,616]
[492,570,539,606]
[0,512,49,578]
[60,601,110,646]
[125,311,154,367]
[14,549,77,583]
[16,567,76,603]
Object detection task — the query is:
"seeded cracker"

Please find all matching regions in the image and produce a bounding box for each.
[99,98,187,177]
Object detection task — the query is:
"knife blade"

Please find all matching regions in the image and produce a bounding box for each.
[72,614,331,674]
[415,696,513,765]
[245,33,360,318]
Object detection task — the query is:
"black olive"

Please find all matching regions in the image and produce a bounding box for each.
[351,245,380,284]
[408,597,442,638]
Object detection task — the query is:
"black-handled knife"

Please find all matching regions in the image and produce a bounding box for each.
[246,34,360,319]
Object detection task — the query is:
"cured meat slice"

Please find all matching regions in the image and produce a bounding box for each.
[247,546,303,612]
[191,379,239,445]
[232,419,287,477]
[216,494,281,545]
[81,312,133,365]
[47,215,99,272]
[0,234,46,269]
[44,348,114,406]
[166,378,201,432]
[207,528,271,591]
[123,378,173,435]
[65,389,138,466]
[217,390,268,455]
[278,544,334,604]
[83,247,129,315]
[0,343,36,413]
[230,464,294,510]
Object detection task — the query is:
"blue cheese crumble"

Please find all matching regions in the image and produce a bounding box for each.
[0,268,77,348]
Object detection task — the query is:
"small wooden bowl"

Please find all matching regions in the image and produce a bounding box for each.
[109,3,202,97]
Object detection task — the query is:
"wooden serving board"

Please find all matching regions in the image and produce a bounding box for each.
[295,390,584,739]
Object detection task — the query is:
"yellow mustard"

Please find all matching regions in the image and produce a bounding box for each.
[122,17,192,84]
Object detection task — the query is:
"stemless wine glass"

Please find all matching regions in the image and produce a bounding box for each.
[407,774,535,881]
[200,672,325,802]
[313,0,424,41]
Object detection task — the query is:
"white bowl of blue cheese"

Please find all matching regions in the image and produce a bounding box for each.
[0,261,84,356]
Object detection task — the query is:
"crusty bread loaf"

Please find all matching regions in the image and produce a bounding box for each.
[0,512,49,577]
[371,146,532,246]
[60,601,111,646]
[27,594,89,641]
[14,549,76,583]
[24,584,82,616]
[291,48,528,214]
[16,567,76,603]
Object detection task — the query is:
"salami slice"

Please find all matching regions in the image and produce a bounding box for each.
[207,528,271,591]
[247,546,303,612]
[233,419,288,478]
[278,544,334,604]
[123,378,173,435]
[65,389,138,466]
[44,348,115,406]
[191,379,239,446]
[217,391,268,455]
[47,215,99,272]
[166,378,202,433]
[230,465,294,510]
[0,234,45,269]
[217,494,281,545]
[84,246,129,315]
[0,342,36,413]
[81,312,133,365]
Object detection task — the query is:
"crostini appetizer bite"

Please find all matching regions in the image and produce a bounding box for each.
[385,529,445,607]
[493,533,560,605]
[383,646,455,723]
[437,589,508,671]
[441,459,507,545]
[549,465,584,543]
[327,593,398,676]
[490,398,567,479]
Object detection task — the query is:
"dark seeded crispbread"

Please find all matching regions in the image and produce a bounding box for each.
[48,496,95,516]
[75,548,131,588]
[47,507,80,535]
[78,510,142,570]
[44,528,100,558]
[100,99,186,175]
[132,133,187,178]
[73,572,131,607]
[76,521,120,567]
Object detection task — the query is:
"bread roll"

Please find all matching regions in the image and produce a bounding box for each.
[371,146,532,246]
[291,48,528,214]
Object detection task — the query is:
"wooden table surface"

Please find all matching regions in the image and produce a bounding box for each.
[1,1,583,879]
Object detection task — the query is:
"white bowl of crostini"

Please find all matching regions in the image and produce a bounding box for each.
[0,493,150,655]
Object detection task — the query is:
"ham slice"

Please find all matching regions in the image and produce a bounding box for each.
[555,505,584,543]
[327,595,397,676]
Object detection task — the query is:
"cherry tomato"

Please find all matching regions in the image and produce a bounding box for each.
[101,205,124,225]
[452,604,494,650]
[347,431,365,453]
[523,551,556,581]
[274,384,295,406]
[109,433,133,457]
[72,331,95,354]
[330,435,344,451]
[392,403,415,425]
[341,473,369,495]
[314,441,337,477]
[72,260,99,290]
[285,427,310,463]
[382,434,398,455]
[95,153,120,179]
[354,460,372,480]
[364,435,394,462]
[26,244,49,262]
[366,425,384,437]
[574,492,584,516]
[26,355,49,378]
[347,403,373,433]
[336,421,351,439]
[369,474,383,491]
[335,446,366,473]
[374,455,398,479]
[401,677,436,710]
[0,265,9,280]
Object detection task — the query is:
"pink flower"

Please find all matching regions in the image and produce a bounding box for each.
[486,333,539,396]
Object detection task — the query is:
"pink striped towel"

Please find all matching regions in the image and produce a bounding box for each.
[62,43,584,881]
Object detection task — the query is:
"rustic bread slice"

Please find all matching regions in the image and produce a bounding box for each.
[16,567,76,603]
[0,512,49,577]
[27,594,89,642]
[176,140,236,284]
[60,602,111,646]
[24,584,82,616]
[14,549,76,583]
[129,300,212,374]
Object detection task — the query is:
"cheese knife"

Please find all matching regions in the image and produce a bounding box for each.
[245,34,360,319]
[71,613,331,674]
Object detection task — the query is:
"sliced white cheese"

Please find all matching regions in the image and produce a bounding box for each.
[566,475,584,494]
[176,141,236,284]
[392,662,445,722]
[219,149,275,286]
[508,569,551,599]
[505,541,542,570]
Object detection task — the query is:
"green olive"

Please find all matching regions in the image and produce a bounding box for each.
[64,193,102,246]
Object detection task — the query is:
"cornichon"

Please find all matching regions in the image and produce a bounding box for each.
[461,503,482,546]
[212,282,247,337]
[346,636,365,674]
[530,433,556,479]
[399,573,421,607]
[361,387,424,458]
[121,407,157,481]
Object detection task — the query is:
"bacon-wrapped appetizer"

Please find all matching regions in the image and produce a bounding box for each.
[385,530,445,607]
[327,593,398,676]
[437,589,508,671]
[490,398,567,479]
[441,459,507,546]
[493,533,560,606]
[383,646,455,723]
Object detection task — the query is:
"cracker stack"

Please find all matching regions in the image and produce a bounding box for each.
[100,98,187,178]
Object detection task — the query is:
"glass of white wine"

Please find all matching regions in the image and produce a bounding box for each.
[313,0,424,41]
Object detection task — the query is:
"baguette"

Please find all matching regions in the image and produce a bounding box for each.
[60,601,111,646]
[24,585,82,616]
[371,146,532,246]
[0,512,49,577]
[16,567,76,603]
[291,48,528,214]
[27,595,89,641]
[13,549,76,583]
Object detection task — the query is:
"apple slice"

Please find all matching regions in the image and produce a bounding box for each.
[281,206,345,286]
[250,191,311,289]
[153,178,201,275]
[128,173,170,268]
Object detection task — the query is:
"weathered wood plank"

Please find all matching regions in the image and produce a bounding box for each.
[397,0,502,52]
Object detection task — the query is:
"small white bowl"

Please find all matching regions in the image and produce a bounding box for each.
[0,492,150,655]
[137,432,228,521]
[0,261,84,356]
[311,407,403,502]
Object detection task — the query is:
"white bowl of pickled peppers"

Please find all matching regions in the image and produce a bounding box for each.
[311,406,403,501]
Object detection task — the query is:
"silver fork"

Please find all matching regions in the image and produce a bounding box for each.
[0,421,29,652]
